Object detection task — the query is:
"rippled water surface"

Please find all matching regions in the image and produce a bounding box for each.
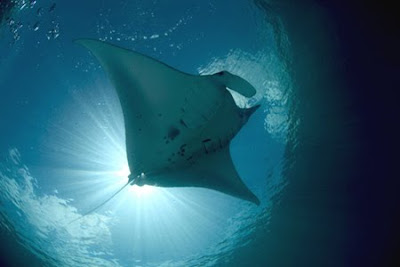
[3,0,393,266]
[1,0,290,266]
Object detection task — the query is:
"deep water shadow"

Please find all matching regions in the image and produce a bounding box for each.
[225,0,399,266]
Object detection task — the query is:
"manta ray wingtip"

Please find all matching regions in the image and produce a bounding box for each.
[250,104,261,113]
[240,104,261,122]
[73,38,87,45]
[252,196,261,206]
[241,187,261,206]
[73,38,99,47]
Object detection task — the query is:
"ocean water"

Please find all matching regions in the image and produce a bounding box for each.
[0,0,398,266]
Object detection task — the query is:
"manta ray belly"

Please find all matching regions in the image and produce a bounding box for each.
[76,39,260,204]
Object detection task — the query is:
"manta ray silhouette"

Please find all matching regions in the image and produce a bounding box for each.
[77,39,260,206]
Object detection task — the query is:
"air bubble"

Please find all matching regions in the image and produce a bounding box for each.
[8,19,15,26]
[30,0,37,8]
[36,7,43,16]
[46,22,60,40]
[33,21,40,31]
[49,3,56,12]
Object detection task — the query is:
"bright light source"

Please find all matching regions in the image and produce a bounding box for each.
[115,164,130,178]
[129,184,155,197]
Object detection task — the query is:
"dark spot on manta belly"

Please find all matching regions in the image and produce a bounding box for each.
[202,139,213,154]
[178,144,187,156]
[180,119,188,128]
[168,126,180,141]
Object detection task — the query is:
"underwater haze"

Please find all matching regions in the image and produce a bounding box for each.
[1,0,398,266]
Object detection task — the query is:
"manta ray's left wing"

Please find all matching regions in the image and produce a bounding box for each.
[75,39,223,127]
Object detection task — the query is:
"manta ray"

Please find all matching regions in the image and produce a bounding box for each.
[77,39,260,206]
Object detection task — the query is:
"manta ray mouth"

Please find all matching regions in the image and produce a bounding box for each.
[128,172,147,186]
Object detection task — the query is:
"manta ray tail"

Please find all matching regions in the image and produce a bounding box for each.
[67,181,130,225]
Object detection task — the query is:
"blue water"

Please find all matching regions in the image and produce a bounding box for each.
[0,0,289,266]
[1,0,397,266]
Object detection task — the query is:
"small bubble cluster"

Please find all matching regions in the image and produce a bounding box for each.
[2,1,60,44]
[46,21,59,40]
